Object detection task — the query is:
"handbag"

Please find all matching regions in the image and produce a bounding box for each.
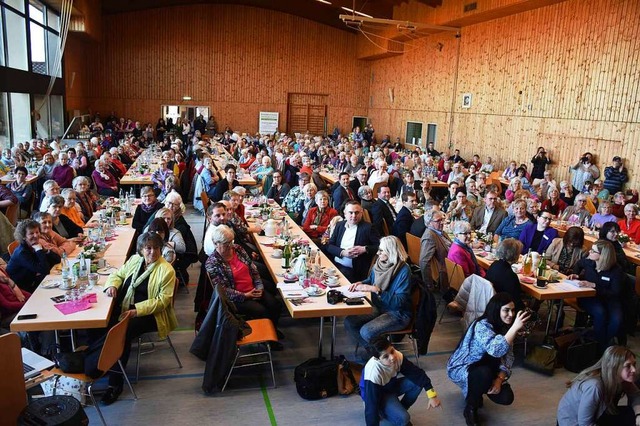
[54,352,85,374]
[294,357,339,400]
[336,356,362,395]
[523,338,557,376]
[564,337,599,373]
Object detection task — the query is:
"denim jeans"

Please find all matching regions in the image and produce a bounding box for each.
[377,377,422,426]
[344,306,411,350]
[578,297,622,352]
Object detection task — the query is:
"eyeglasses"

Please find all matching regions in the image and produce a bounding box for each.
[431,219,443,223]
[216,240,234,247]
[589,248,600,254]
[540,216,552,221]
[458,232,471,235]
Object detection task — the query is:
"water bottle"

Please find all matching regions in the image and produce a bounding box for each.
[61,252,70,279]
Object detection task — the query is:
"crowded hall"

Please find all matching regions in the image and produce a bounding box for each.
[2,0,640,425]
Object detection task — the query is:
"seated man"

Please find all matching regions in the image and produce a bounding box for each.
[469,191,507,234]
[371,185,396,236]
[326,201,380,282]
[361,337,441,426]
[332,172,355,212]
[392,192,417,249]
[39,179,61,213]
[418,210,452,291]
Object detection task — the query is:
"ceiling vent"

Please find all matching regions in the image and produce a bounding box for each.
[464,2,478,13]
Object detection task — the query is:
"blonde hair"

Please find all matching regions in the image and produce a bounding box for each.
[594,240,616,271]
[156,208,174,226]
[569,345,635,414]
[378,236,408,264]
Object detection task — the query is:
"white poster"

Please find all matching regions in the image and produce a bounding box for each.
[259,112,279,134]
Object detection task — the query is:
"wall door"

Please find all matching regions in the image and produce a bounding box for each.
[287,93,327,136]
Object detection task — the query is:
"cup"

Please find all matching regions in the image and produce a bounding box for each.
[272,249,283,258]
[61,276,74,290]
[119,212,126,223]
[327,276,339,286]
[88,273,99,290]
[536,276,548,288]
[306,285,320,295]
[326,267,337,277]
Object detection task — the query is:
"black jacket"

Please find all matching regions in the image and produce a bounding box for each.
[190,285,250,394]
[326,221,380,282]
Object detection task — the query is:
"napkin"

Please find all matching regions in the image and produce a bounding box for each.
[54,300,92,315]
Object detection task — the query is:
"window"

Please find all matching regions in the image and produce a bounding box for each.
[0,93,10,149]
[47,31,60,77]
[406,121,423,146]
[34,95,49,138]
[4,0,25,13]
[0,13,4,67]
[28,1,44,24]
[50,95,63,137]
[10,93,31,145]
[426,123,437,145]
[5,9,28,70]
[47,9,58,30]
[30,20,47,74]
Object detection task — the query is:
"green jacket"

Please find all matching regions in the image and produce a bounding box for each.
[106,254,178,339]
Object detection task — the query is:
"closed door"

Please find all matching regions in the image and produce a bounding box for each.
[287,93,327,136]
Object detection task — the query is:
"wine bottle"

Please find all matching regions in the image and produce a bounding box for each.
[282,242,292,269]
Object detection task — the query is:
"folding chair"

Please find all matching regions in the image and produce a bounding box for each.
[385,289,422,366]
[438,259,465,324]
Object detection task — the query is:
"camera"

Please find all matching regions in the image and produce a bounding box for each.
[581,156,589,164]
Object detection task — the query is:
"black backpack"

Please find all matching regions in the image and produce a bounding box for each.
[294,357,339,400]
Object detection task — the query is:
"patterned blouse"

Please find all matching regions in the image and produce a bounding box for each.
[447,319,513,397]
[205,244,262,303]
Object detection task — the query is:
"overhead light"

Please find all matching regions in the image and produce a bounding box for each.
[182,96,192,101]
[316,0,332,4]
[340,6,373,18]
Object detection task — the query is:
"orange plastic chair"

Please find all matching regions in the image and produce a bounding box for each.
[0,333,27,424]
[8,240,19,256]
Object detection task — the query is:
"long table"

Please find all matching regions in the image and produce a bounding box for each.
[476,253,595,335]
[120,152,160,186]
[247,203,372,358]
[1,174,39,185]
[551,222,640,267]
[10,217,137,336]
[212,143,256,186]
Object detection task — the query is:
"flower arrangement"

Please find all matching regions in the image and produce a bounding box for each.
[291,238,310,258]
[476,231,494,245]
[259,204,273,219]
[138,163,149,174]
[618,233,631,245]
[325,164,334,172]
[82,243,104,260]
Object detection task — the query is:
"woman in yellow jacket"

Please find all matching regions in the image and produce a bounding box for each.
[101,232,177,405]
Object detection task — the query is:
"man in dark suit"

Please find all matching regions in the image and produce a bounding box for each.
[371,185,396,236]
[332,172,355,211]
[349,168,369,201]
[469,190,507,234]
[392,192,417,249]
[326,201,380,282]
[419,210,452,291]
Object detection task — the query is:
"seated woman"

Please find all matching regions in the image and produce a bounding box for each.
[447,292,530,426]
[485,239,525,312]
[618,203,640,244]
[504,178,523,203]
[101,232,177,405]
[494,200,531,242]
[148,218,176,263]
[358,185,375,217]
[515,167,533,191]
[0,259,30,326]
[9,166,33,214]
[92,159,119,197]
[252,155,274,195]
[151,158,174,195]
[266,171,290,206]
[540,186,567,218]
[205,225,282,342]
[561,194,592,226]
[501,161,518,181]
[447,192,474,222]
[546,227,587,275]
[302,190,338,240]
[46,196,84,240]
[569,240,626,353]
[145,208,186,256]
[73,176,98,221]
[7,219,60,293]
[557,346,640,426]
[32,211,75,257]
[361,337,441,426]
[158,175,178,203]
[60,188,85,228]
[132,186,164,234]
[519,210,558,254]
[599,222,630,272]
[344,236,412,356]
[590,200,617,230]
[448,221,485,278]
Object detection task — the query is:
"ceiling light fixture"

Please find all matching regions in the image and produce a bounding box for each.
[182,96,192,101]
[340,6,373,19]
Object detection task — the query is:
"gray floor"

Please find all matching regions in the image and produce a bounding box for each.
[84,207,640,425]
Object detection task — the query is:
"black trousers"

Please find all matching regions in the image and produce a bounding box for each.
[234,290,281,327]
[466,354,514,408]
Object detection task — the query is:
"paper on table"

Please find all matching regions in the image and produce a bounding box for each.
[562,279,583,288]
[277,282,304,291]
[334,287,367,298]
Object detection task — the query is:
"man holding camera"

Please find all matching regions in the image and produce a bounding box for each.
[570,152,600,193]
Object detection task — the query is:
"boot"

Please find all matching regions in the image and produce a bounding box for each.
[463,404,480,426]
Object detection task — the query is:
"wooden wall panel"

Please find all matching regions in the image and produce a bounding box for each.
[368,0,640,187]
[74,4,369,133]
[64,35,88,112]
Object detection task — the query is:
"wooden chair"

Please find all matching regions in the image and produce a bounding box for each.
[386,289,422,366]
[135,278,183,383]
[406,233,421,265]
[362,208,372,223]
[50,317,136,426]
[200,190,210,215]
[488,171,501,185]
[0,333,27,424]
[381,220,390,237]
[438,259,466,324]
[8,240,19,256]
[3,203,18,227]
[221,318,278,392]
[371,181,384,199]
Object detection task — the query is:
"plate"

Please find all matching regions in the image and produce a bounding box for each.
[306,288,326,297]
[270,254,282,259]
[534,285,548,289]
[97,267,116,275]
[40,280,60,289]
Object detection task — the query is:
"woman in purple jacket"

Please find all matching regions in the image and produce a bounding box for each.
[518,210,558,254]
[447,221,485,278]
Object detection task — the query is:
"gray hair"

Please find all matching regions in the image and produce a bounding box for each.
[48,195,65,208]
[452,220,471,235]
[43,179,58,191]
[14,219,40,243]
[72,176,90,188]
[424,208,444,225]
[61,188,76,198]
[211,224,235,244]
[164,191,186,215]
[136,232,164,255]
[495,238,523,264]
[315,190,329,202]
[303,183,317,193]
[357,185,372,199]
[94,159,104,169]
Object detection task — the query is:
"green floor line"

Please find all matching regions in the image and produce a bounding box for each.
[260,376,278,426]
[174,326,195,331]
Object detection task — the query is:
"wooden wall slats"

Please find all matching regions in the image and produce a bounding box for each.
[67,4,369,131]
